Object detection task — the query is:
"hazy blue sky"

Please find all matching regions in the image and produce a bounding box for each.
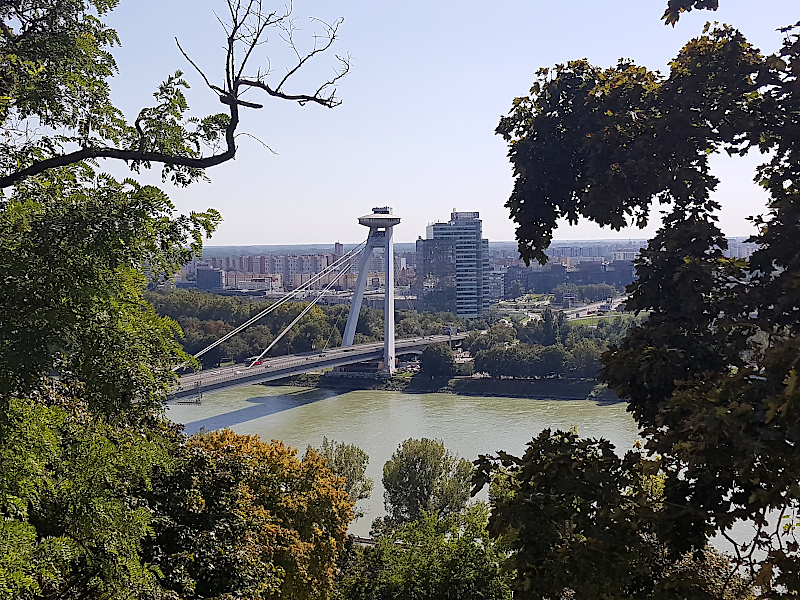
[104,0,796,245]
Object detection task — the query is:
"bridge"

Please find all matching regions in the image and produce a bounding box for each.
[171,333,466,399]
[170,207,468,400]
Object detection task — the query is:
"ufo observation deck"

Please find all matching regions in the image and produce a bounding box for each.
[358,206,401,228]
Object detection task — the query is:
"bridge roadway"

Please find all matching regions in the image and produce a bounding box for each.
[170,333,467,400]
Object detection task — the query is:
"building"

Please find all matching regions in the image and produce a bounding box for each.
[196,267,224,290]
[416,210,489,318]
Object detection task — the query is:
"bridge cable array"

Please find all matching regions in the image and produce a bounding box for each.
[246,249,362,367]
[174,242,366,371]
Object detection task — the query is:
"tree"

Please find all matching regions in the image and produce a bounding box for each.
[375,438,473,533]
[313,438,373,521]
[336,504,512,600]
[505,279,525,300]
[145,429,354,600]
[495,0,800,590]
[566,339,603,379]
[0,0,349,189]
[0,392,173,600]
[419,342,458,377]
[1,0,350,596]
[474,430,754,600]
[463,323,515,356]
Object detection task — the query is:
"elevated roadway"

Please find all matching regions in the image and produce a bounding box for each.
[170,333,467,400]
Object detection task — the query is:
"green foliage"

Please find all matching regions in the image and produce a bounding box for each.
[145,429,354,600]
[0,0,122,137]
[336,504,512,600]
[313,437,373,520]
[0,0,349,188]
[0,1,352,598]
[0,393,172,600]
[0,173,218,412]
[662,0,719,26]
[474,344,568,379]
[515,309,567,346]
[419,343,458,377]
[375,438,473,533]
[462,322,516,356]
[497,24,762,265]
[147,290,472,367]
[552,282,618,304]
[496,3,800,590]
[474,430,754,600]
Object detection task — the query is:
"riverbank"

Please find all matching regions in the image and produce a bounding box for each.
[262,373,620,402]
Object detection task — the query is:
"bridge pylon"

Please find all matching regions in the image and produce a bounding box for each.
[342,207,401,374]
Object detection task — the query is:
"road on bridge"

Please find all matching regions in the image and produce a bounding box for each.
[171,334,466,399]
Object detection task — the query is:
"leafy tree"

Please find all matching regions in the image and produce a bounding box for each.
[505,279,525,300]
[566,338,603,379]
[463,322,515,356]
[0,392,172,600]
[474,430,754,600]
[145,429,354,600]
[419,342,458,377]
[375,438,473,533]
[515,309,567,347]
[336,504,512,600]
[1,0,351,597]
[313,438,373,521]
[495,0,800,590]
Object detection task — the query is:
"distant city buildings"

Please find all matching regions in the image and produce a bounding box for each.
[176,221,758,312]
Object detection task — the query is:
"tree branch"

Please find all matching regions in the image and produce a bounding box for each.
[0,0,347,189]
[0,99,240,189]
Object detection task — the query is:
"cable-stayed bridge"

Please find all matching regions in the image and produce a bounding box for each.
[170,207,466,400]
[171,333,466,399]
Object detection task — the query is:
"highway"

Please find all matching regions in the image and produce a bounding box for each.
[170,333,467,399]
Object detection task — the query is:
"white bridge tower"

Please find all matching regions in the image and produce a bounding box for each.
[342,207,401,374]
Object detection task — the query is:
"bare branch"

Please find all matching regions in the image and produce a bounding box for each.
[235,131,279,155]
[276,17,344,94]
[175,38,218,96]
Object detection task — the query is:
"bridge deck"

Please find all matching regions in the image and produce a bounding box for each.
[170,334,466,399]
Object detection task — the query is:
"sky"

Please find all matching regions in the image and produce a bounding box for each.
[103,0,797,246]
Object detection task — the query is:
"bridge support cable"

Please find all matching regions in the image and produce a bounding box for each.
[173,243,365,371]
[247,251,358,366]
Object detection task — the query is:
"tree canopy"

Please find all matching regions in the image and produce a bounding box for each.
[375,438,473,533]
[145,429,353,600]
[0,0,356,597]
[313,438,374,521]
[336,505,512,600]
[494,0,800,592]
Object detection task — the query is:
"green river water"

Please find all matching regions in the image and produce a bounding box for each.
[167,384,639,536]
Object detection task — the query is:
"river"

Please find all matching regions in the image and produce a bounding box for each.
[167,384,639,536]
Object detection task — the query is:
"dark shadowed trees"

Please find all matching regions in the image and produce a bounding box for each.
[419,343,458,377]
[493,0,800,592]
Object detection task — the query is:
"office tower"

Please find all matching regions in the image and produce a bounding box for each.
[416,210,488,318]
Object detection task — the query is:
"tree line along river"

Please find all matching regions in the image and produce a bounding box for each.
[167,384,639,537]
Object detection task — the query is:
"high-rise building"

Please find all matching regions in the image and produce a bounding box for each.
[416,210,489,318]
